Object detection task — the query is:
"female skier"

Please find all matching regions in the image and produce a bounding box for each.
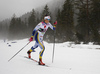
[27,15,57,65]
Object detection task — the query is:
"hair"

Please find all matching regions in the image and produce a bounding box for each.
[42,14,49,22]
[45,14,48,16]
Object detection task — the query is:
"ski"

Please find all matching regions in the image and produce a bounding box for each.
[24,56,49,67]
[24,56,38,62]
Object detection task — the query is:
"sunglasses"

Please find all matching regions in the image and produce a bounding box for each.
[47,19,50,21]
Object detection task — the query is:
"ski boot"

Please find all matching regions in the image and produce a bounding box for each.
[38,59,45,65]
[27,51,31,58]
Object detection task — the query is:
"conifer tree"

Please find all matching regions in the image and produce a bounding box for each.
[41,5,51,20]
[60,0,74,41]
[36,12,41,24]
[75,0,100,43]
[56,9,62,42]
[9,15,16,36]
[28,9,36,34]
[90,0,100,42]
[75,0,91,42]
[41,4,53,42]
[9,14,27,39]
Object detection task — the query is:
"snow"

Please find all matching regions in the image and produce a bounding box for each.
[0,39,100,74]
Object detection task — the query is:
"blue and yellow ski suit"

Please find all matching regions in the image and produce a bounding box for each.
[29,22,55,59]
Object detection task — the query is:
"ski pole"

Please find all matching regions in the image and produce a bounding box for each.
[52,21,57,63]
[52,30,56,63]
[8,41,30,62]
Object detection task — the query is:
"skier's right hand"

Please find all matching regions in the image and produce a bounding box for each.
[29,37,33,42]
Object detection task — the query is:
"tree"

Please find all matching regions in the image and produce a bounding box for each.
[9,15,16,36]
[41,5,51,20]
[9,14,28,39]
[75,0,100,43]
[36,11,41,24]
[28,9,36,35]
[75,0,91,42]
[40,4,54,42]
[60,0,74,41]
[56,8,62,42]
[90,0,100,42]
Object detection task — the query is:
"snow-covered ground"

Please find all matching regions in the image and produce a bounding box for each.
[0,39,100,74]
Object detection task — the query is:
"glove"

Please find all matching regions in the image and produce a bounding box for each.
[29,36,33,42]
[54,21,57,28]
[54,21,57,25]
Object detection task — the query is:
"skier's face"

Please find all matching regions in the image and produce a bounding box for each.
[45,19,49,24]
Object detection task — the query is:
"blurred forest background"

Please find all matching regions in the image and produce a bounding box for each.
[0,0,100,44]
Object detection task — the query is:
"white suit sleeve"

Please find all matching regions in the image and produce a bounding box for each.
[32,22,41,36]
[49,23,55,30]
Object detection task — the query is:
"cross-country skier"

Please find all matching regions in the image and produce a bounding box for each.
[27,15,57,65]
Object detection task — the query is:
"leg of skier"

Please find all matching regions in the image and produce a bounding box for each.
[38,44,45,65]
[27,42,38,58]
[27,32,45,65]
[36,33,45,65]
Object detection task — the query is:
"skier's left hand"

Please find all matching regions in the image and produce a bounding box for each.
[54,21,57,25]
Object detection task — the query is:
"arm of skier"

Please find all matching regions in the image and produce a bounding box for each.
[29,29,36,42]
[49,21,57,30]
[29,23,41,42]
